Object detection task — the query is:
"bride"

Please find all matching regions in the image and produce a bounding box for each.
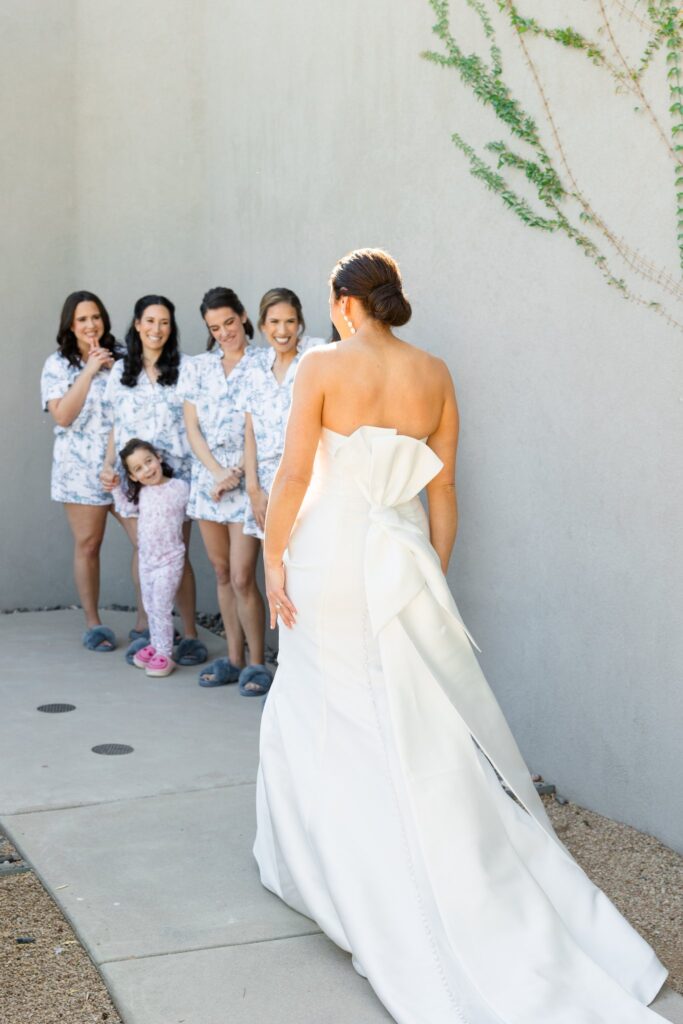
[254,248,668,1023]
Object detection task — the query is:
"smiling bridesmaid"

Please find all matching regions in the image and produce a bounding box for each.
[100,294,207,667]
[241,287,324,547]
[179,286,270,693]
[40,291,121,652]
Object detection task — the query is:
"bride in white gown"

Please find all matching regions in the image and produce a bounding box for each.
[254,248,668,1023]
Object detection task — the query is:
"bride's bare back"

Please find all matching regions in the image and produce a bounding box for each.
[316,334,452,441]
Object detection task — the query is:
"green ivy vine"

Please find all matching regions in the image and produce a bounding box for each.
[423,0,683,328]
[654,2,683,266]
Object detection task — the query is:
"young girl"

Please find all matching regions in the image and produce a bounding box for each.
[240,288,324,543]
[113,439,190,678]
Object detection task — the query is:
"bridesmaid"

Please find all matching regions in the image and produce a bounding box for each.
[100,295,207,666]
[40,291,121,651]
[242,288,324,543]
[179,286,270,692]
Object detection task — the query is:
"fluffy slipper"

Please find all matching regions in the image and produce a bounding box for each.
[238,664,273,697]
[128,627,150,642]
[125,636,149,666]
[198,658,241,688]
[175,637,208,666]
[132,644,157,669]
[146,652,176,678]
[83,626,116,652]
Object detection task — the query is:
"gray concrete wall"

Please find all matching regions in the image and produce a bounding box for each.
[1,1,681,850]
[0,0,78,603]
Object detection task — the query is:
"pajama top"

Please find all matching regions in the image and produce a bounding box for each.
[177,345,260,524]
[113,477,189,657]
[40,350,117,505]
[113,477,189,570]
[242,336,325,538]
[105,356,192,516]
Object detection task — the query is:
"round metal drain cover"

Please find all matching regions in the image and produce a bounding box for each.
[91,744,134,756]
[37,703,76,714]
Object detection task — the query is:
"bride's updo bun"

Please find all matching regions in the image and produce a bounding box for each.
[330,248,412,328]
[366,281,412,326]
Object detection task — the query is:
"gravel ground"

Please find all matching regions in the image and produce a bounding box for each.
[0,831,121,1024]
[1,797,680,1023]
[544,795,683,993]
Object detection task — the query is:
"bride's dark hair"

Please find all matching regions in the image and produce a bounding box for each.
[330,248,412,327]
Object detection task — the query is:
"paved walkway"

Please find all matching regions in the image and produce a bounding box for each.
[1,610,681,1024]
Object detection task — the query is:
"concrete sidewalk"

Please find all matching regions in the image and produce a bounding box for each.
[0,610,681,1024]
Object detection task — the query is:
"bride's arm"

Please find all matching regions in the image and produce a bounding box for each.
[425,362,459,574]
[263,352,325,628]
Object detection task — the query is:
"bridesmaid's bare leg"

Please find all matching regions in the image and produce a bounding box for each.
[198,520,245,670]
[228,523,265,666]
[64,503,109,630]
[174,520,198,639]
[111,508,148,633]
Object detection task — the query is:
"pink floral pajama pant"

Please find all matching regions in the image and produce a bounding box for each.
[140,553,185,657]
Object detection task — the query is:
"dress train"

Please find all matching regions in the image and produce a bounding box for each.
[254,426,667,1023]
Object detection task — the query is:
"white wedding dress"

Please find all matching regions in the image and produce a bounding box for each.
[254,426,667,1023]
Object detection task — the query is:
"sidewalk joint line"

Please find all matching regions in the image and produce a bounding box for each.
[99,931,323,965]
[0,780,256,818]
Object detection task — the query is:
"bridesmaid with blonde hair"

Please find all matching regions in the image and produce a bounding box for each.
[241,287,324,543]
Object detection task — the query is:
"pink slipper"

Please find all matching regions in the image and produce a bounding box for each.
[132,644,157,669]
[145,653,176,678]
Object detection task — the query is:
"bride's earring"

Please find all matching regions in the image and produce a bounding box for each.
[343,312,356,335]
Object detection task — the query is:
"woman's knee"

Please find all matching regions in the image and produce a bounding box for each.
[75,534,103,560]
[210,559,231,586]
[231,564,256,596]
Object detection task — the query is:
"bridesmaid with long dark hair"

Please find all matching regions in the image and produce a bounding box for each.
[179,286,270,692]
[100,294,206,666]
[40,291,121,651]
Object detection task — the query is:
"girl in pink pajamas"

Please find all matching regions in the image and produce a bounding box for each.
[115,439,190,677]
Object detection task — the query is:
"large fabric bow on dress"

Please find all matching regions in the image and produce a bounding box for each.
[335,426,564,852]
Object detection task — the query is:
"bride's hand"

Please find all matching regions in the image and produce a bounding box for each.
[265,559,297,630]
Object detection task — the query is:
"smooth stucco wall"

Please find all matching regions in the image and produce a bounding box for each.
[1,1,78,602]
[1,1,681,850]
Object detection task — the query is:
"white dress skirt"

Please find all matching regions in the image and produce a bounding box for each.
[254,426,667,1024]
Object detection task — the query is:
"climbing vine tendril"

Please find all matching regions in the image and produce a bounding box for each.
[423,0,683,330]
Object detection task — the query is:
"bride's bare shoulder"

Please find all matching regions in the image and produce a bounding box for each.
[399,340,454,385]
[299,342,339,365]
[298,340,453,391]
[291,343,339,391]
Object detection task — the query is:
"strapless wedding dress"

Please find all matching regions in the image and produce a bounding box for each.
[254,426,667,1023]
